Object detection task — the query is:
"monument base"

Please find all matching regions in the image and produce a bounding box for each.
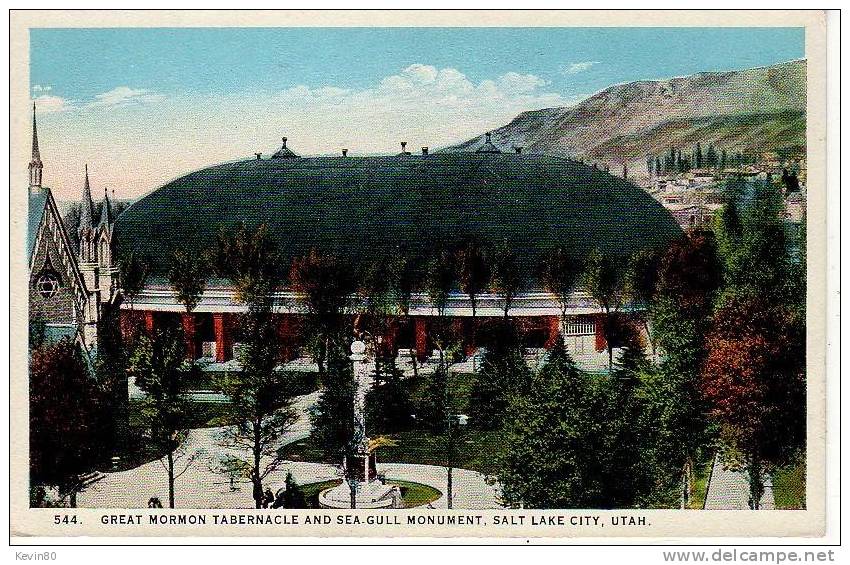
[318,480,402,509]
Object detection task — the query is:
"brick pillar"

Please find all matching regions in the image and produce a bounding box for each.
[545,315,562,349]
[181,313,198,360]
[144,311,155,335]
[595,313,607,353]
[277,315,297,362]
[383,318,399,358]
[463,318,476,356]
[214,313,233,362]
[414,317,428,362]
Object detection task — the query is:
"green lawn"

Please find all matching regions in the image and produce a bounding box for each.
[773,459,806,509]
[689,457,714,509]
[297,479,441,509]
[406,371,476,415]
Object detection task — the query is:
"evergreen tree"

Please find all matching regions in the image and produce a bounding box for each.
[308,344,355,460]
[498,341,608,508]
[695,143,703,169]
[468,320,531,430]
[366,356,414,434]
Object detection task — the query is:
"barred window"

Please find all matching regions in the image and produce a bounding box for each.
[563,317,595,336]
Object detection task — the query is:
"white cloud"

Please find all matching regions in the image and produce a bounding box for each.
[88,86,165,108]
[31,94,70,113]
[562,61,600,75]
[39,64,576,200]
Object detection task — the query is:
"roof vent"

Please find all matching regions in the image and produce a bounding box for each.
[421,147,429,155]
[399,141,411,156]
[342,148,348,157]
[476,131,502,154]
[271,136,300,159]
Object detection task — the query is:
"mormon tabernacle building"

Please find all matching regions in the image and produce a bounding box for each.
[112,134,681,369]
[29,117,681,369]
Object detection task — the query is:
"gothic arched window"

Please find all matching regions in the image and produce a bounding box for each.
[35,271,60,298]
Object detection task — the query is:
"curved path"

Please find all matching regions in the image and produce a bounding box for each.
[78,392,501,509]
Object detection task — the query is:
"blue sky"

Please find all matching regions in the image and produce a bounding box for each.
[30,27,804,199]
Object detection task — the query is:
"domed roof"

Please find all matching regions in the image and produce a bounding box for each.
[115,152,681,278]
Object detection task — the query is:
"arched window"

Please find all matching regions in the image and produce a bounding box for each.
[99,238,109,266]
[35,271,60,298]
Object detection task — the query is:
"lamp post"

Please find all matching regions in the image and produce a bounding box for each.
[445,412,468,510]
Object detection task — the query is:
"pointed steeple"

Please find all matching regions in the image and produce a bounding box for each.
[79,164,95,233]
[28,102,44,188]
[98,187,113,228]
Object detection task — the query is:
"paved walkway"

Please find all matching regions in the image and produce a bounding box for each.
[704,455,775,510]
[78,392,501,509]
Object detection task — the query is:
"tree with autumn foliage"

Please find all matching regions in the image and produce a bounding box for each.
[30,339,110,507]
[701,299,805,509]
[650,230,724,507]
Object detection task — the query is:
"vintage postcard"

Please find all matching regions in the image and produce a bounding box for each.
[10,10,831,541]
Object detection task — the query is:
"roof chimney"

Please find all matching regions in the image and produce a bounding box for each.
[255,152,262,160]
[401,141,407,151]
[282,137,288,148]
[342,148,348,157]
[486,132,492,142]
[421,147,429,155]
[514,146,523,154]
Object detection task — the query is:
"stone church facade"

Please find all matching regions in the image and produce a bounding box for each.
[28,104,118,356]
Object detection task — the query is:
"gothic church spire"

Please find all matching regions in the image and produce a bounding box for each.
[28,102,43,188]
[79,164,95,232]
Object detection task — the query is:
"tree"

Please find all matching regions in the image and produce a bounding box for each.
[650,230,723,506]
[168,249,208,314]
[720,179,792,306]
[213,222,282,305]
[425,247,458,364]
[540,245,583,328]
[290,249,356,377]
[127,327,194,508]
[366,357,414,434]
[582,249,626,371]
[218,302,298,508]
[468,319,531,430]
[457,238,491,318]
[392,254,423,377]
[490,243,524,318]
[701,299,805,509]
[119,250,150,312]
[308,344,355,460]
[599,334,661,507]
[623,248,663,357]
[30,340,109,507]
[213,223,298,508]
[499,341,608,508]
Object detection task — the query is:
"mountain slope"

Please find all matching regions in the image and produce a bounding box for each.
[445,60,806,175]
